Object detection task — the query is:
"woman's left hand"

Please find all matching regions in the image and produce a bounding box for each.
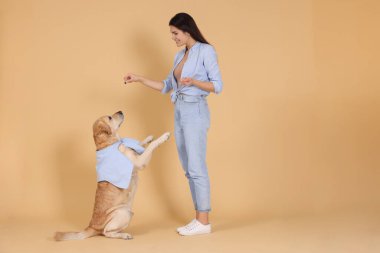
[180,77,194,86]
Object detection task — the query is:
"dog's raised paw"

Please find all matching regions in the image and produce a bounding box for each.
[145,135,154,143]
[157,132,170,144]
[162,132,170,141]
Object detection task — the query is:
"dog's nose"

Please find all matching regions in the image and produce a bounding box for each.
[117,111,123,116]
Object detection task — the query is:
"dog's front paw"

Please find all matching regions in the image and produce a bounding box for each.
[155,132,170,145]
[144,135,154,144]
[161,132,170,141]
[118,144,127,153]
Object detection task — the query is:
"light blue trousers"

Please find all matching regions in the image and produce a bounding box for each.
[174,94,211,212]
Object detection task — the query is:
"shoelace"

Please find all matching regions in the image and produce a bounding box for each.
[182,219,196,230]
[185,221,201,231]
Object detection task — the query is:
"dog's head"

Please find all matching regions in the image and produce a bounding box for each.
[93,111,124,150]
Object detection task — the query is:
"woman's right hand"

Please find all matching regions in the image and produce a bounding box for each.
[122,74,164,91]
[123,73,141,84]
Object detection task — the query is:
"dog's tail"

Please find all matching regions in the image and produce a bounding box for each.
[54,227,99,241]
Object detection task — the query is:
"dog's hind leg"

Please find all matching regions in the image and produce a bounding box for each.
[103,208,133,240]
[104,231,133,240]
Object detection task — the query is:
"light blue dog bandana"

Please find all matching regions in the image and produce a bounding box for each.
[96,138,145,189]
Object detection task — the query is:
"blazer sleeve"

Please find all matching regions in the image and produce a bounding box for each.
[161,72,173,94]
[203,45,223,94]
[161,52,180,94]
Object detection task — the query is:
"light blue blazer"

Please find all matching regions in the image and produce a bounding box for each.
[162,42,223,102]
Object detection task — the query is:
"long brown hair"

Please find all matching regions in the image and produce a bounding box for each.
[169,13,210,44]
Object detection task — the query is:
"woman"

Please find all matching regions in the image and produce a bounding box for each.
[123,12,223,236]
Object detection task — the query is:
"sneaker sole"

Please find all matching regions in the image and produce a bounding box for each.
[179,230,211,236]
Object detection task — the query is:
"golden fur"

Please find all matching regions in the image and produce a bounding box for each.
[54,111,170,240]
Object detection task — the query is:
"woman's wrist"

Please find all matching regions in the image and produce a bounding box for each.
[192,79,200,87]
[138,75,147,84]
[191,79,215,93]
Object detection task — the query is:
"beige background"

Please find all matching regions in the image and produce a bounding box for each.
[0,0,379,252]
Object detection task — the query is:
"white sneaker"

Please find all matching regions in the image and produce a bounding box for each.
[176,219,196,233]
[178,220,211,236]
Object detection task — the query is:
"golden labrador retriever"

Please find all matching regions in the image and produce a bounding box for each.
[54,111,170,240]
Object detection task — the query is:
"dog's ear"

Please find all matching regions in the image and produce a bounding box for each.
[93,120,112,140]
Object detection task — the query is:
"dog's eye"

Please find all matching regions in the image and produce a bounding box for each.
[108,116,112,120]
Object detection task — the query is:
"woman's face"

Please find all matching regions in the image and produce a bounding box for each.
[170,25,190,47]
